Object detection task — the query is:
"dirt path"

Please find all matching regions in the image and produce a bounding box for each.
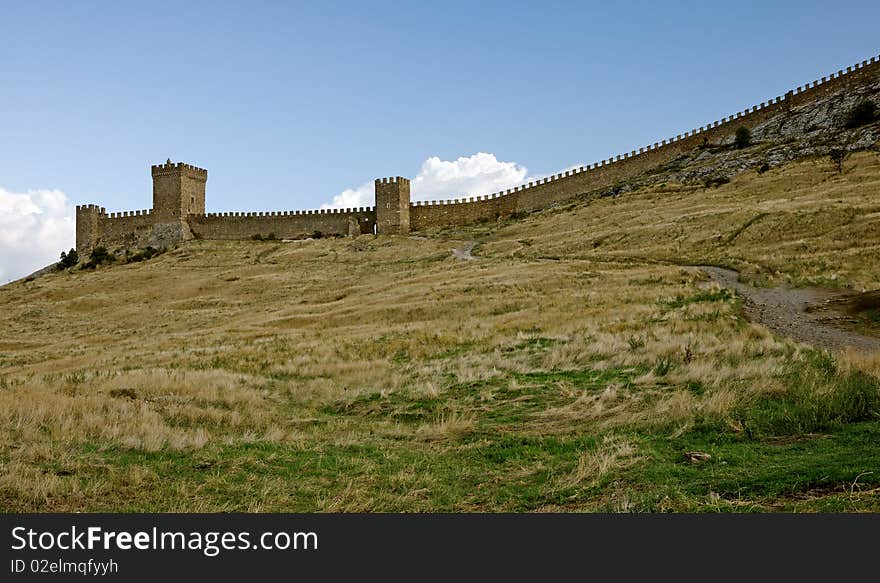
[452,241,477,260]
[695,266,880,353]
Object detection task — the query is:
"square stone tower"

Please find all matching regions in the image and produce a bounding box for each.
[374,176,410,235]
[75,204,103,256]
[151,159,208,220]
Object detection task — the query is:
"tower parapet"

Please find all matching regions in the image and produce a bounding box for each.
[374,176,410,235]
[151,159,208,220]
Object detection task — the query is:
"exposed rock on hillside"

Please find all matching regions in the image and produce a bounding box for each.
[602,80,880,196]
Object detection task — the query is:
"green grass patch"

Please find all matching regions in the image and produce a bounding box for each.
[663,288,733,309]
[740,353,880,437]
[626,421,880,511]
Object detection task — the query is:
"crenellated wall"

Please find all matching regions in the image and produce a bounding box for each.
[410,193,519,230]
[408,54,880,229]
[98,209,157,248]
[188,208,375,240]
[76,53,880,251]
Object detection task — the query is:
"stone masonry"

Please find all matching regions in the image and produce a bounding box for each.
[375,177,410,235]
[76,54,880,255]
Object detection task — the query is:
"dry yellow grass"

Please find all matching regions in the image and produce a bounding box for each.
[1,151,879,511]
[477,150,880,290]
[560,434,640,489]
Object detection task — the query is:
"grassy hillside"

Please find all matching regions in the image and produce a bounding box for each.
[2,151,880,512]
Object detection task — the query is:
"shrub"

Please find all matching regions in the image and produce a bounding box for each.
[126,246,162,263]
[829,148,849,174]
[734,126,752,149]
[90,247,110,262]
[82,246,112,270]
[653,357,674,377]
[311,230,323,239]
[627,336,645,350]
[756,162,770,174]
[844,100,877,129]
[251,234,264,241]
[266,232,277,240]
[59,248,78,269]
[703,176,731,188]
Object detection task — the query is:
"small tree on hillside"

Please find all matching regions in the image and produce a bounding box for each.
[734,126,752,149]
[59,248,78,269]
[829,148,849,174]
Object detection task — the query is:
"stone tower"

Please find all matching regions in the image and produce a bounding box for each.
[374,176,410,235]
[75,204,102,256]
[151,159,208,220]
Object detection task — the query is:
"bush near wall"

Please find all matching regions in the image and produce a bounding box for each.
[82,247,112,270]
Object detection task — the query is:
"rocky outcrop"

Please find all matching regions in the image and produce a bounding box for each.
[627,79,880,191]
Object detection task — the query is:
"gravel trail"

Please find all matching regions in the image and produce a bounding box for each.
[696,265,880,353]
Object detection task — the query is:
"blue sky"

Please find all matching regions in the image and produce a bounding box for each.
[1,1,878,280]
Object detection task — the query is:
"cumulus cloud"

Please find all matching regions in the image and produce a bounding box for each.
[322,152,533,209]
[0,187,75,283]
[322,182,375,210]
[410,152,529,201]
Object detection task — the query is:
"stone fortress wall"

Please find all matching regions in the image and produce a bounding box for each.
[76,54,880,255]
[409,54,880,229]
[75,160,380,255]
[187,209,375,240]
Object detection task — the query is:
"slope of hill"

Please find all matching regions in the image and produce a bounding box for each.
[2,113,880,513]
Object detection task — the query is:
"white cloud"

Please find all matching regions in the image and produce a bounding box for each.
[322,182,375,210]
[322,152,534,209]
[0,187,75,283]
[411,152,529,201]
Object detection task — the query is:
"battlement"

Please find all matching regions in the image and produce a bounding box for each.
[375,176,410,185]
[105,209,151,219]
[75,53,880,251]
[151,159,208,180]
[403,52,880,211]
[189,206,376,239]
[201,206,375,218]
